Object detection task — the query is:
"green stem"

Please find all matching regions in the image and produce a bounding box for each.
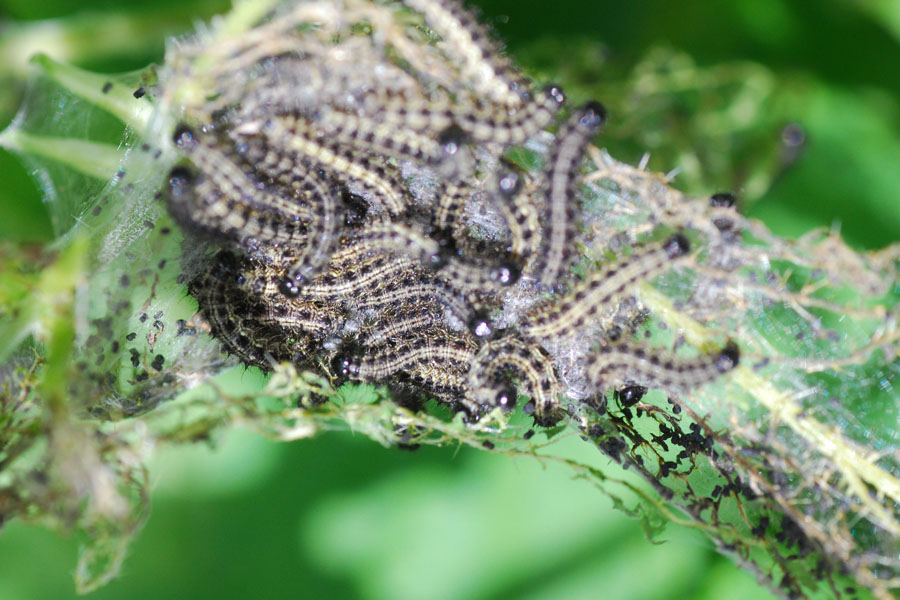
[217,0,283,38]
[0,129,123,180]
[35,235,89,417]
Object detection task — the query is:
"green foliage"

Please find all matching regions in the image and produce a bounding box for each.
[0,1,899,599]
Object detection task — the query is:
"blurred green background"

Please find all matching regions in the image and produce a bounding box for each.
[1,0,898,598]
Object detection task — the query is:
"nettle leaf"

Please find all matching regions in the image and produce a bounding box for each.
[0,1,898,598]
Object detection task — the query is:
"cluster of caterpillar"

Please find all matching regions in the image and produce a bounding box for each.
[164,0,739,425]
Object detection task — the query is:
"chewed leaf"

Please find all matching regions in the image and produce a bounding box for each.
[0,2,898,599]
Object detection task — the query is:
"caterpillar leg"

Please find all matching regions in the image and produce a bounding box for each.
[466,335,563,424]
